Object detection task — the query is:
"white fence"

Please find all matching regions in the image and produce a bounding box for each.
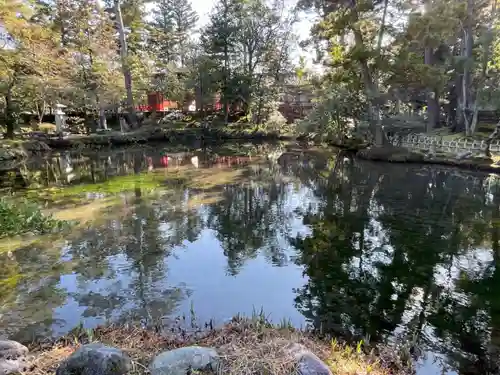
[389,134,500,153]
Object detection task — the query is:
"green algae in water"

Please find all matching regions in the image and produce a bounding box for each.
[63,173,169,195]
[24,171,187,204]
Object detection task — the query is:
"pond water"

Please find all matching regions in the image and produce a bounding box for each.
[0,142,500,375]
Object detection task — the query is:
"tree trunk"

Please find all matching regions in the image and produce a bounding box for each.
[468,0,497,136]
[424,0,439,131]
[35,100,46,125]
[115,0,137,128]
[462,0,474,135]
[352,27,384,145]
[223,46,229,124]
[347,1,386,146]
[448,80,458,130]
[376,0,389,53]
[4,91,15,139]
[424,46,438,131]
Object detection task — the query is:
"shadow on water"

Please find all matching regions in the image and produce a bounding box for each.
[0,142,500,374]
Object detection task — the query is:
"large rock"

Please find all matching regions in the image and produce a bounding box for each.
[56,343,132,375]
[285,343,332,375]
[149,346,219,375]
[0,341,28,359]
[0,359,28,375]
[0,340,29,375]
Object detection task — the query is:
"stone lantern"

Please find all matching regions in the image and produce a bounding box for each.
[54,104,67,133]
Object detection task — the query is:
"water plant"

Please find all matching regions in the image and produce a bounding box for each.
[0,198,70,238]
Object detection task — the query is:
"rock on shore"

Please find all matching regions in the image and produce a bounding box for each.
[56,343,132,375]
[0,340,29,375]
[149,346,219,375]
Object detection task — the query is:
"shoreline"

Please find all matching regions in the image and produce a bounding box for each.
[15,318,413,375]
[42,129,293,149]
[0,128,292,164]
[353,145,500,174]
[2,130,500,176]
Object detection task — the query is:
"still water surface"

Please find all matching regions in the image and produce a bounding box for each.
[1,142,500,375]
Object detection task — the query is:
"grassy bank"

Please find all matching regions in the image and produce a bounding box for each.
[0,125,294,163]
[24,317,412,375]
[36,125,293,151]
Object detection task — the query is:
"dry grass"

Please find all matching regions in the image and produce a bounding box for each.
[326,339,404,375]
[25,346,76,375]
[25,325,174,375]
[22,318,412,375]
[201,320,316,375]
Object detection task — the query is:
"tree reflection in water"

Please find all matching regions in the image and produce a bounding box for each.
[292,158,500,374]
[1,144,500,374]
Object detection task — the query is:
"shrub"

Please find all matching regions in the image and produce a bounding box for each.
[297,86,366,141]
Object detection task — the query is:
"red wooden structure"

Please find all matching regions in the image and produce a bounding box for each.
[136,91,231,113]
[136,92,178,112]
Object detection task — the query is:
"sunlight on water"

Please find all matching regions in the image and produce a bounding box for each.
[1,142,500,375]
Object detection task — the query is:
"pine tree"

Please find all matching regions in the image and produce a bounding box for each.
[201,0,294,122]
[170,0,198,65]
[150,0,198,66]
[149,0,178,64]
[202,0,241,121]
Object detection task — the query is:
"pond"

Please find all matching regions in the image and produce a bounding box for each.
[0,142,499,375]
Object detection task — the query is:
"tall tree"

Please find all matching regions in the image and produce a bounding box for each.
[202,0,296,123]
[1,0,68,137]
[169,0,198,66]
[71,0,124,129]
[149,0,177,65]
[115,0,137,126]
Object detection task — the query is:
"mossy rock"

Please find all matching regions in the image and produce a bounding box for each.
[357,146,425,163]
[470,155,493,163]
[22,140,51,153]
[0,148,17,161]
[341,136,369,151]
[0,143,28,161]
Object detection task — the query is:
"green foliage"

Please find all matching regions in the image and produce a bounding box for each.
[297,85,365,140]
[201,0,297,123]
[149,0,199,66]
[297,0,500,139]
[0,199,69,238]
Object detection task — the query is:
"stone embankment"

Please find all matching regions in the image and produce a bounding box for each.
[0,140,51,162]
[356,144,500,173]
[0,127,291,164]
